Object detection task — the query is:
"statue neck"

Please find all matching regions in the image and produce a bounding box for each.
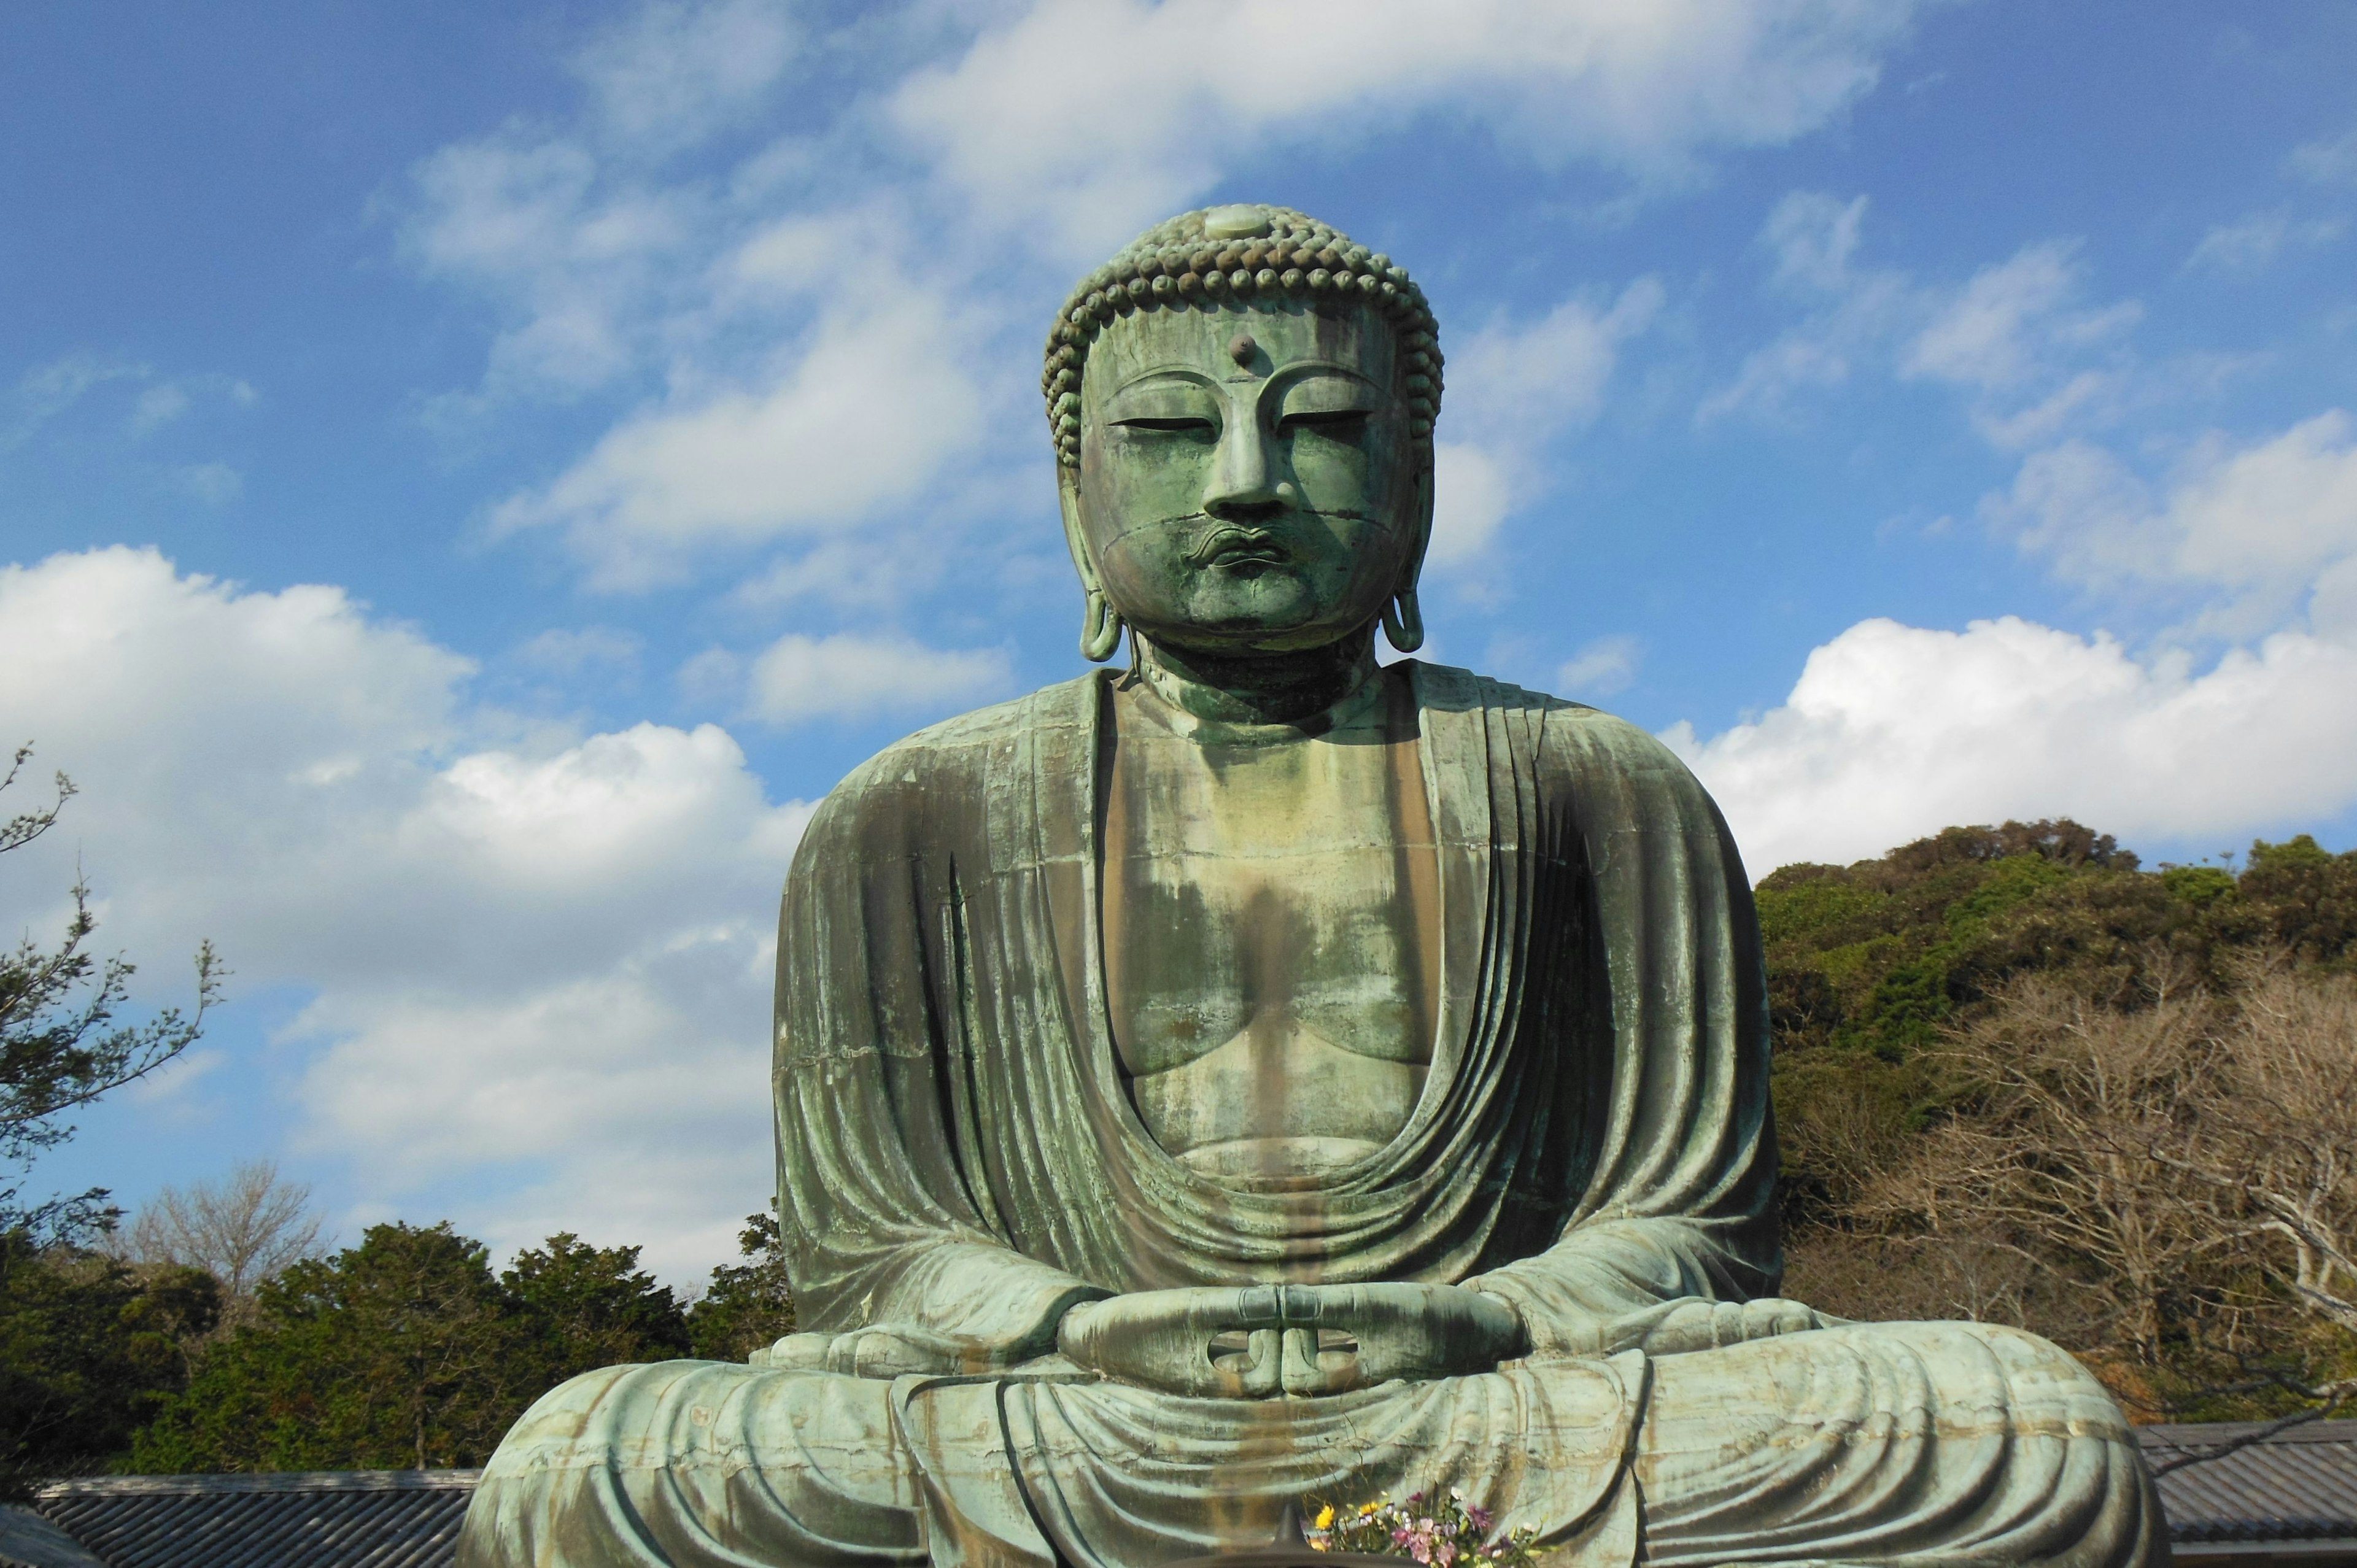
[1131,629,1384,732]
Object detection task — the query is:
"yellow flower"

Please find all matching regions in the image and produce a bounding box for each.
[1316,1507,1336,1531]
[1359,1504,1379,1517]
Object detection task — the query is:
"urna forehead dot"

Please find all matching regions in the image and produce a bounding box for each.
[1202,204,1273,240]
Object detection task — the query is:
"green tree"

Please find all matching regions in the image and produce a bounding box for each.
[0,1233,218,1495]
[130,1222,532,1472]
[686,1213,795,1362]
[503,1231,690,1382]
[2,746,220,1238]
[129,1222,695,1473]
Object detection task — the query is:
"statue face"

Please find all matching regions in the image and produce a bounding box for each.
[1072,301,1425,655]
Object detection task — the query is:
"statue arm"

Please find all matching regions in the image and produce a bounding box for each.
[1463,705,1785,1358]
[776,1057,1111,1358]
[770,760,1112,1364]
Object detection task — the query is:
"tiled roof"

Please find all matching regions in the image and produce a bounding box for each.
[2139,1421,2357,1546]
[31,1470,479,1568]
[11,1426,2353,1566]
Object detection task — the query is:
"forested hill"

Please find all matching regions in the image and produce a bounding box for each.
[1765,822,2357,1420]
[1760,821,2354,1063]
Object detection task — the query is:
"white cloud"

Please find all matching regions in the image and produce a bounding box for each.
[2185,210,2345,274]
[2290,125,2357,185]
[1707,201,2138,449]
[9,352,260,449]
[1992,411,2357,635]
[8,352,147,442]
[1763,190,1868,292]
[508,625,643,676]
[134,383,192,431]
[1426,279,1662,570]
[1668,614,2357,873]
[1430,443,1512,570]
[570,0,798,154]
[1557,633,1641,697]
[892,0,1924,256]
[172,462,243,505]
[491,285,986,589]
[1902,241,2137,393]
[1700,190,1915,420]
[0,548,808,1277]
[1447,280,1665,441]
[406,0,1926,596]
[400,130,689,397]
[744,631,1013,726]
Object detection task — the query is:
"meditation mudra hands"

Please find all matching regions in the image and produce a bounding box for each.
[1055,1283,1528,1398]
[756,1289,1832,1395]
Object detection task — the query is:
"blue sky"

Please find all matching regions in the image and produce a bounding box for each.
[4,0,2355,1276]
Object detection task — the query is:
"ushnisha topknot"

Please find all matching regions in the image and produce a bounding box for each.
[1041,203,1443,468]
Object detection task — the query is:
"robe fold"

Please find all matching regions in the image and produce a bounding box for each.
[458,665,2161,1568]
[772,665,1777,1337]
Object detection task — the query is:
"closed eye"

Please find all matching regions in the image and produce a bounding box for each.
[1279,409,1370,436]
[1115,417,1218,434]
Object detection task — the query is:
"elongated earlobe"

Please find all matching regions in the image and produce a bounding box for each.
[1082,587,1126,662]
[1381,587,1425,653]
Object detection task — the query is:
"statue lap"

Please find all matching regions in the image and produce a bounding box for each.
[457,1320,2157,1568]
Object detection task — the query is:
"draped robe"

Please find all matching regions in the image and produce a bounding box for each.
[458,665,2163,1568]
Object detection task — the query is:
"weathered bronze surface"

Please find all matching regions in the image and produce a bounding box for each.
[458,206,2165,1568]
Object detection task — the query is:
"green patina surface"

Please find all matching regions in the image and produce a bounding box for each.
[457,204,2162,1568]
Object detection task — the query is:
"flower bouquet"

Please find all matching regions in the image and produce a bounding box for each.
[1304,1489,1541,1568]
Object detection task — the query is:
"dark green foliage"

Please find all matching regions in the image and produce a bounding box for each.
[1763,821,2357,1216]
[686,1213,795,1362]
[0,1234,219,1496]
[2232,835,2357,965]
[503,1232,691,1381]
[130,1222,691,1473]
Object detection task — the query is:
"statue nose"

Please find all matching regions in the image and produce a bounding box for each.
[1203,415,1285,520]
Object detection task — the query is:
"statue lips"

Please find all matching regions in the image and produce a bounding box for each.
[1188,523,1290,570]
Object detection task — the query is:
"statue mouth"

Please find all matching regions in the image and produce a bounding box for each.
[1188,525,1289,568]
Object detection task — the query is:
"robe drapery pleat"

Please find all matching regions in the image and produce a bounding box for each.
[458,665,2162,1568]
[770,664,1779,1353]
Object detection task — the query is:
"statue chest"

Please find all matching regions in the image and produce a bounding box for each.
[1100,688,1440,1183]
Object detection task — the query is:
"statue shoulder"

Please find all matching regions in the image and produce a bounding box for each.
[1410,660,1716,800]
[794,675,1095,859]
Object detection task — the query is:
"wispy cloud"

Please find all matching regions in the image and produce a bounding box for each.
[892,0,1927,258]
[1704,195,2140,450]
[1989,410,2357,638]
[1430,278,1663,569]
[742,631,1014,726]
[401,0,1933,599]
[2185,210,2345,273]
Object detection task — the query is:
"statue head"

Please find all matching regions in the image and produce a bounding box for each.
[1043,204,1444,664]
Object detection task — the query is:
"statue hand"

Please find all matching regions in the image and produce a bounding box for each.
[1056,1287,1293,1398]
[1625,1296,1830,1356]
[758,1324,992,1378]
[1277,1283,1529,1394]
[1056,1284,1527,1399]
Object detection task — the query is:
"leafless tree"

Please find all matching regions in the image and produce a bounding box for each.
[1855,971,2232,1362]
[1832,952,2357,1431]
[2156,961,2357,1342]
[118,1159,325,1313]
